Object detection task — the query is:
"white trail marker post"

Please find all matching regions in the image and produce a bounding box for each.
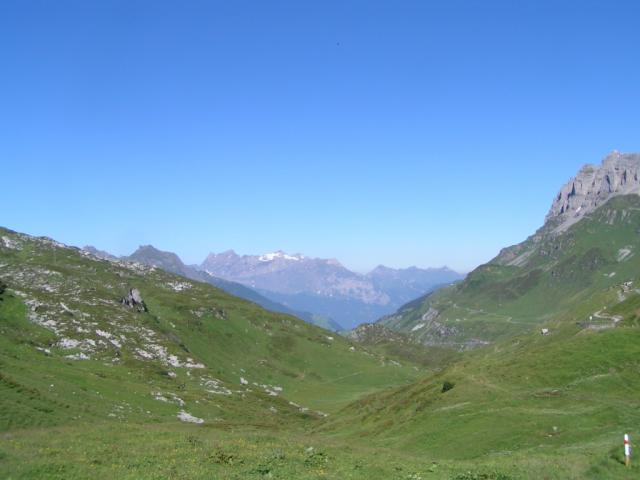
[624,433,631,467]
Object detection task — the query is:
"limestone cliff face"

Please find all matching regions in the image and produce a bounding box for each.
[546,151,640,232]
[494,151,640,266]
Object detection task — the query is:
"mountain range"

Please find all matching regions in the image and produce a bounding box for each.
[200,250,463,329]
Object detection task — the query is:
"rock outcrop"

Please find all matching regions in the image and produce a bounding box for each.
[121,288,147,312]
[546,151,640,232]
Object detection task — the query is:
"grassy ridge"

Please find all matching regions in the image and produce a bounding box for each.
[321,301,640,478]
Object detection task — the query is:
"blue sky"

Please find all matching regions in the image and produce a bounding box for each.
[2,1,639,272]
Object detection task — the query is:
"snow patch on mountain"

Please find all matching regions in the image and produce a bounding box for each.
[258,251,303,262]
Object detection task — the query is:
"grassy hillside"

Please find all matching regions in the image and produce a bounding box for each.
[322,301,640,478]
[303,195,640,478]
[0,227,422,434]
[3,219,640,479]
[347,322,461,370]
[381,195,640,349]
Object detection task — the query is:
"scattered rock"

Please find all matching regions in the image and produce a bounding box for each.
[121,288,147,312]
[1,236,22,250]
[177,410,204,424]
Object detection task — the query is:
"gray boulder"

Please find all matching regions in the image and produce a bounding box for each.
[121,288,147,312]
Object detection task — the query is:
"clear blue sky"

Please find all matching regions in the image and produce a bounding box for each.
[2,1,639,272]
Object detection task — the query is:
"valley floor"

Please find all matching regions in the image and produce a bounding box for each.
[1,421,638,480]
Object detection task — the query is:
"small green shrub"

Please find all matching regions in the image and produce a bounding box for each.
[441,381,455,393]
[209,450,239,465]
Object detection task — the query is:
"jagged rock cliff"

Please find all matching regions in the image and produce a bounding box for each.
[380,150,640,349]
[546,151,640,232]
[495,151,640,266]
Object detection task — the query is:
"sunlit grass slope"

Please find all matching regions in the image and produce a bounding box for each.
[322,292,640,478]
[0,226,421,430]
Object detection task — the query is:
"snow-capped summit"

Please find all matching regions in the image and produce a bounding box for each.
[258,251,304,262]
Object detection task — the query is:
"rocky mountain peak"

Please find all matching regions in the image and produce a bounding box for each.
[325,258,343,267]
[545,151,640,232]
[130,245,183,266]
[134,244,163,254]
[203,249,239,263]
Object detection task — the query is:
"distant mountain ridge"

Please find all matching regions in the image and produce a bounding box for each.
[200,250,464,329]
[367,265,462,306]
[82,245,117,260]
[201,250,387,304]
